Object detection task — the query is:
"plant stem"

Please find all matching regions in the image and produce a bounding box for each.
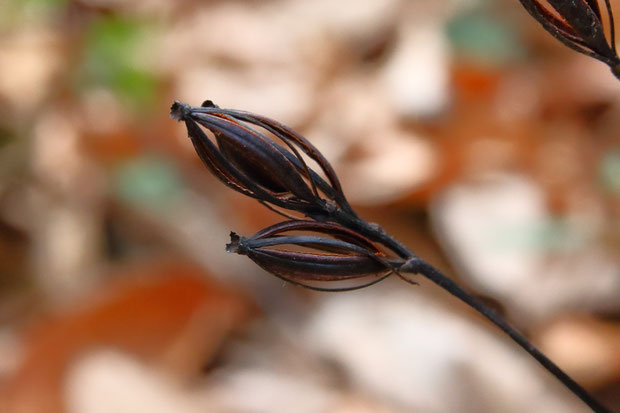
[402,259,611,413]
[343,214,611,413]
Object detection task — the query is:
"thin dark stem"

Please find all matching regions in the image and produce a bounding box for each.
[402,259,611,413]
[337,215,612,413]
[331,210,413,259]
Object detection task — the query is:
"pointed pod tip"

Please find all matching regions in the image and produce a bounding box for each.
[226,232,243,254]
[170,100,191,121]
[201,99,219,108]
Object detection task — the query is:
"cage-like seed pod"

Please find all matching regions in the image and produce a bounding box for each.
[226,220,403,291]
[518,0,620,77]
[170,100,356,219]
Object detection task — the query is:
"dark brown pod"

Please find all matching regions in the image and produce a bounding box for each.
[226,220,404,291]
[170,101,356,219]
[518,0,620,78]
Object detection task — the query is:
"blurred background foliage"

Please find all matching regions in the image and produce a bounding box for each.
[0,0,619,413]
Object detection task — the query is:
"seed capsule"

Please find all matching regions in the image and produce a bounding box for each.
[518,0,620,77]
[170,101,356,219]
[226,220,402,291]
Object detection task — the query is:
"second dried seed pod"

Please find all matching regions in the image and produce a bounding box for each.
[226,220,404,291]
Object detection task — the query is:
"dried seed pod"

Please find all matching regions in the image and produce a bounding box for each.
[518,0,620,78]
[170,100,356,219]
[226,220,403,291]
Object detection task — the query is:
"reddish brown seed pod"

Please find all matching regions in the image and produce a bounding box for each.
[518,0,620,78]
[170,101,356,219]
[226,220,403,291]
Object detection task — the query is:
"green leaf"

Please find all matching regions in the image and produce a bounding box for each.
[0,0,67,28]
[446,9,525,66]
[79,16,159,111]
[599,150,620,195]
[113,156,184,212]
